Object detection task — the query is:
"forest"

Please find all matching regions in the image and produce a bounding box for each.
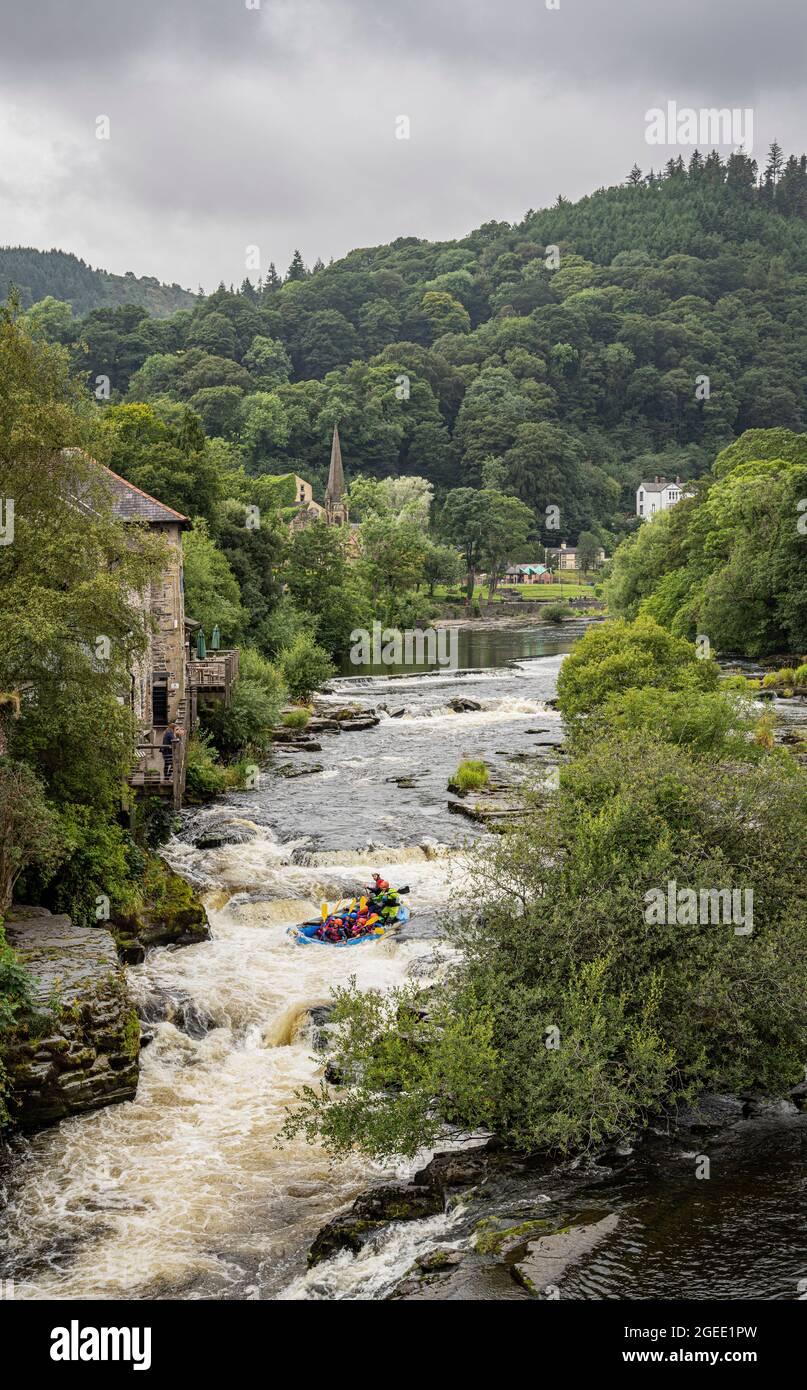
[0,246,197,318]
[13,142,807,558]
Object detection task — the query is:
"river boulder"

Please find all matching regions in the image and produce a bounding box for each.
[308,1183,444,1266]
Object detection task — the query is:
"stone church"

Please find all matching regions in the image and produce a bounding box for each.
[289,424,349,532]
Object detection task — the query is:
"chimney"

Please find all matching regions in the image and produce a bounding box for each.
[654,475,660,484]
[675,475,682,484]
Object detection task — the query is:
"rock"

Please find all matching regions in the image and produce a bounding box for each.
[137,987,215,1039]
[272,730,323,751]
[308,1183,444,1266]
[193,818,259,849]
[306,718,341,734]
[275,762,324,778]
[447,697,482,713]
[388,707,406,719]
[414,1146,493,1197]
[338,716,380,732]
[2,908,140,1131]
[672,1093,745,1134]
[307,1005,334,1051]
[112,862,210,956]
[512,1213,619,1294]
[790,1080,807,1110]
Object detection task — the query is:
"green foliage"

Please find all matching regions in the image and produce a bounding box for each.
[0,247,196,317]
[182,520,249,643]
[44,805,139,928]
[280,981,501,1160]
[0,759,64,915]
[451,759,489,791]
[607,431,807,657]
[285,521,370,655]
[542,602,573,624]
[279,632,335,702]
[556,617,719,722]
[184,731,229,802]
[282,707,311,729]
[201,647,286,756]
[0,305,165,814]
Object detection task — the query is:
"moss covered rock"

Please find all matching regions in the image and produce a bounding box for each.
[112,858,210,962]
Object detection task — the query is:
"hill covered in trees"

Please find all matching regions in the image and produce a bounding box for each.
[19,144,807,549]
[0,246,197,318]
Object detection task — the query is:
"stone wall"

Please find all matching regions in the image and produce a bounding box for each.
[2,907,140,1130]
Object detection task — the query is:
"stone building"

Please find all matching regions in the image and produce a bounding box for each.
[92,462,238,809]
[288,424,349,532]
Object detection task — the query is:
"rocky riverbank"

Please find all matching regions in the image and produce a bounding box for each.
[1,860,211,1131]
[1,907,140,1130]
[304,1088,807,1300]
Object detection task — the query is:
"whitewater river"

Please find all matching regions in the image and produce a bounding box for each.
[2,621,806,1302]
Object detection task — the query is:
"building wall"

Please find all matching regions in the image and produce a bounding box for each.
[148,523,186,723]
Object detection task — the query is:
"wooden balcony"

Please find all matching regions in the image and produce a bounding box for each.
[129,731,186,810]
[189,648,239,706]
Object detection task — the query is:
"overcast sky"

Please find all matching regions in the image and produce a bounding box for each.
[0,0,804,291]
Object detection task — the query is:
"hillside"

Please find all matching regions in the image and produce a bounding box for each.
[20,144,807,545]
[0,246,197,318]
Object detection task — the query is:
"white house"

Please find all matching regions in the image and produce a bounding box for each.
[636,475,694,519]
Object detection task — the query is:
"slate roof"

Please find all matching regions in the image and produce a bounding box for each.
[100,464,190,526]
[638,478,678,493]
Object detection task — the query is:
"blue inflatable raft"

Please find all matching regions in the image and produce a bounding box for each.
[287,901,410,947]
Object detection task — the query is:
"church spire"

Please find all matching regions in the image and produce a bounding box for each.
[325,423,348,523]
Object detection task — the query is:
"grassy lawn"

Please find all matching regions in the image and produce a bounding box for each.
[434,581,599,603]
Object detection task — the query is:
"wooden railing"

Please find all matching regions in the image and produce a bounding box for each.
[129,732,186,809]
[189,649,239,703]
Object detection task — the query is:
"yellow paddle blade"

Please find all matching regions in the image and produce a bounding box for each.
[321,901,328,920]
[348,898,356,912]
[360,896,367,911]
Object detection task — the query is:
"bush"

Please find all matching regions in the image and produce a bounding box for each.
[202,646,286,756]
[556,617,719,723]
[279,632,335,702]
[794,663,807,687]
[450,759,489,792]
[255,597,318,660]
[0,930,36,1127]
[0,758,64,915]
[184,731,228,802]
[282,707,311,729]
[542,602,573,624]
[41,804,138,927]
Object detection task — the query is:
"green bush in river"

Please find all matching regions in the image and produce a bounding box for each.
[542,602,573,624]
[450,759,489,792]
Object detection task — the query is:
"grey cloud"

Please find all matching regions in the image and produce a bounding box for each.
[0,0,804,290]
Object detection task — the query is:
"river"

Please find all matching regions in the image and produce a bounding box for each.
[1,620,806,1302]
